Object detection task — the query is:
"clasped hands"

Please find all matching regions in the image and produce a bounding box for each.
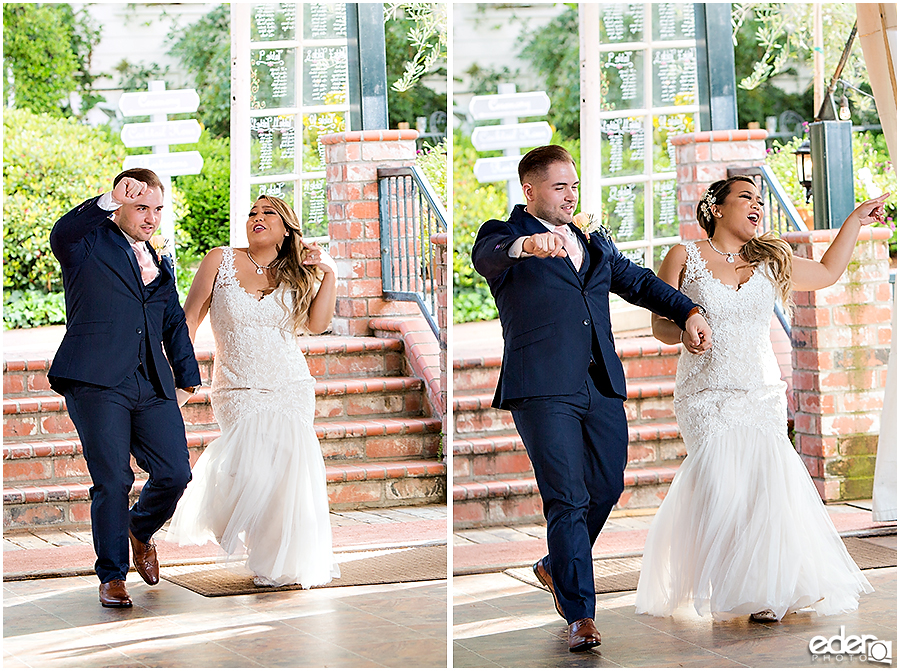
[682,313,712,354]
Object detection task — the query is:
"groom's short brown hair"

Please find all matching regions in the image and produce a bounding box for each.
[518,145,576,185]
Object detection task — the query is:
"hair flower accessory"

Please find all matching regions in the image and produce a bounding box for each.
[699,190,716,219]
[573,212,612,241]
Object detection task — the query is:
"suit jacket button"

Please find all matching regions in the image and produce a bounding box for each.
[583,319,590,326]
[136,328,143,335]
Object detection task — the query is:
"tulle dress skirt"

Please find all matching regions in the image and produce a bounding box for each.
[634,394,873,620]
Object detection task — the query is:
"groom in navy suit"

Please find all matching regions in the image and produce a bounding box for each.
[472,146,712,651]
[49,168,200,608]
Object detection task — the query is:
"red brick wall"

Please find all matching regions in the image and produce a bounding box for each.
[785,227,892,501]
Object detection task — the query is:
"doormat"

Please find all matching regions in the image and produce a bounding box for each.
[505,536,896,595]
[164,543,446,597]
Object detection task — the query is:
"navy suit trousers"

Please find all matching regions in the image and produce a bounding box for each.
[61,367,191,583]
[510,370,628,623]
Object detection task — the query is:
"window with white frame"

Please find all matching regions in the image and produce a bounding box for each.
[583,3,699,270]
[232,3,350,245]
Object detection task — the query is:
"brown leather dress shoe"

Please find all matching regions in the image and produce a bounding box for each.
[129,530,159,585]
[99,579,133,608]
[568,617,601,652]
[533,556,565,619]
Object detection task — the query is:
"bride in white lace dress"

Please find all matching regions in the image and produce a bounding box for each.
[635,176,889,621]
[167,195,340,588]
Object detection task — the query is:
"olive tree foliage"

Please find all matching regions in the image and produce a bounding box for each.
[732,3,876,119]
[383,2,447,93]
[3,3,103,118]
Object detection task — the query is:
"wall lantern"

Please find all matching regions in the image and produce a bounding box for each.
[794,139,813,203]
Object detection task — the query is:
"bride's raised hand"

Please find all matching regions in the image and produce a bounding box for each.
[848,192,891,227]
[302,240,337,275]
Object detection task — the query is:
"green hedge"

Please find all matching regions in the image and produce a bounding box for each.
[3,108,127,297]
[452,130,581,324]
[172,131,230,256]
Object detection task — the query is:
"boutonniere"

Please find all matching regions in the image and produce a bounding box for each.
[149,235,173,260]
[573,212,613,242]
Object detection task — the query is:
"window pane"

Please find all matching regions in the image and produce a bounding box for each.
[304,3,347,39]
[251,48,296,109]
[600,50,644,110]
[302,178,328,237]
[303,111,345,172]
[252,182,294,209]
[599,3,644,42]
[251,115,296,177]
[652,113,694,172]
[653,179,679,239]
[603,182,644,243]
[652,47,697,107]
[252,3,297,41]
[653,243,672,272]
[599,117,645,177]
[303,46,349,106]
[652,3,696,41]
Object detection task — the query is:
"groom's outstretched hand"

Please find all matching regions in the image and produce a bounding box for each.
[682,313,712,354]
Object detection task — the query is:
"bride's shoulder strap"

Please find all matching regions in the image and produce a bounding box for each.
[680,240,705,283]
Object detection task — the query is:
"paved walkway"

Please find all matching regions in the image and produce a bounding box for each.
[4,505,448,668]
[452,501,897,668]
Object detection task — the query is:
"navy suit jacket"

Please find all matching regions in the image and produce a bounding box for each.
[48,195,200,399]
[472,204,696,409]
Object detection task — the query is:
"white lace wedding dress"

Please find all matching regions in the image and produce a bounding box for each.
[167,247,339,588]
[634,241,872,620]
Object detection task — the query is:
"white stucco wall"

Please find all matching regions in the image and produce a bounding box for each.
[452,3,567,116]
[72,2,219,125]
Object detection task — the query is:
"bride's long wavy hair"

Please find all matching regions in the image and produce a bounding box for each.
[253,195,322,334]
[697,175,794,315]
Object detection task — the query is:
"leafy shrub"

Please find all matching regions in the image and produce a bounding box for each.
[3,108,128,295]
[172,131,231,257]
[416,139,447,208]
[3,290,66,330]
[453,130,582,323]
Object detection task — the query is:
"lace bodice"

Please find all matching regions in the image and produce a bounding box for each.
[209,247,314,428]
[673,241,786,443]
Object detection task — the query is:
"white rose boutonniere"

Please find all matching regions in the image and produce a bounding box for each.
[150,235,173,260]
[573,212,613,242]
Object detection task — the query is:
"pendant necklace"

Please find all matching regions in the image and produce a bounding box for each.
[708,239,739,264]
[247,250,272,275]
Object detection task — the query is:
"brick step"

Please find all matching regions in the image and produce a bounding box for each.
[453,423,685,482]
[452,466,679,529]
[452,379,677,439]
[452,336,682,395]
[3,458,447,530]
[3,335,407,399]
[4,377,428,443]
[3,416,443,489]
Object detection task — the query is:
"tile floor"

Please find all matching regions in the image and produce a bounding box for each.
[453,566,896,668]
[4,574,447,668]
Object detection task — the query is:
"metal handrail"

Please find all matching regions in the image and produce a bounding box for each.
[377,166,448,344]
[728,165,807,339]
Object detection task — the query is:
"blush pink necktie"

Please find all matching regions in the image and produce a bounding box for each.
[554,225,583,271]
[131,241,159,285]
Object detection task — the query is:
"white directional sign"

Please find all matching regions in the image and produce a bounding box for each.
[119,89,200,116]
[471,121,554,151]
[121,119,202,148]
[468,91,551,121]
[473,156,522,183]
[123,151,204,177]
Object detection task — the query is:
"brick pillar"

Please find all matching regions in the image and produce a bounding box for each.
[320,130,421,336]
[784,227,892,501]
[671,129,769,240]
[431,232,448,437]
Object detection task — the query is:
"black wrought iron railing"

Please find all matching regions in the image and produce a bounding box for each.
[377,166,447,342]
[728,165,808,337]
